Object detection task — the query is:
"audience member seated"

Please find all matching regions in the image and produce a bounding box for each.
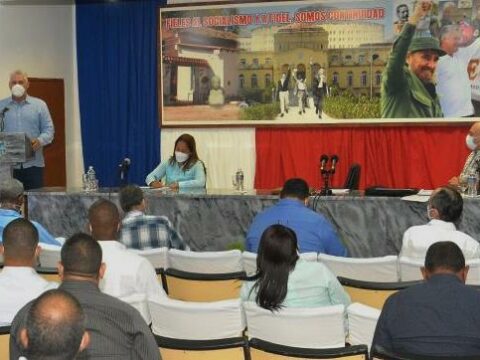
[400,186,480,261]
[241,224,350,310]
[10,233,160,359]
[17,289,90,360]
[246,178,347,255]
[0,178,60,246]
[372,241,480,357]
[119,184,185,250]
[0,218,57,325]
[88,199,164,319]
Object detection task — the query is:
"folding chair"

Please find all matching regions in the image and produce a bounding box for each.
[162,268,245,302]
[38,245,61,268]
[168,249,243,274]
[36,266,60,283]
[244,302,346,349]
[319,254,399,282]
[242,251,318,277]
[149,296,247,360]
[339,277,421,309]
[347,302,381,349]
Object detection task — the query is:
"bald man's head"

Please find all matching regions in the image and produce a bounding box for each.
[21,289,89,359]
[87,199,120,241]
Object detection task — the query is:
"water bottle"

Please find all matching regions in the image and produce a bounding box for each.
[467,172,478,197]
[86,166,98,192]
[235,169,244,191]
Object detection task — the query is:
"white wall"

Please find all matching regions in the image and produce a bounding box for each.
[0,3,83,187]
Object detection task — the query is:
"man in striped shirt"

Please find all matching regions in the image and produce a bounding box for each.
[119,185,185,250]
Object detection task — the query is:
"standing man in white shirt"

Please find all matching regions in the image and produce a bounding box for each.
[400,186,480,261]
[87,199,164,323]
[0,218,57,325]
[436,25,480,117]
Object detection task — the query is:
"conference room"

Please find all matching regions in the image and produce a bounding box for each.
[1,0,480,359]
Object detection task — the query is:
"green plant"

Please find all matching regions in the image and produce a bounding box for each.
[240,103,280,120]
[324,91,380,119]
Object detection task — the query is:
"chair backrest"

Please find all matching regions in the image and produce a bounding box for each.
[339,277,422,309]
[347,302,381,350]
[466,259,480,285]
[343,163,361,190]
[129,247,168,269]
[162,268,245,302]
[244,302,345,349]
[242,252,318,277]
[398,257,423,282]
[38,246,61,268]
[150,297,245,340]
[168,249,243,274]
[0,325,10,360]
[158,338,247,360]
[36,267,60,283]
[319,254,399,282]
[249,339,368,360]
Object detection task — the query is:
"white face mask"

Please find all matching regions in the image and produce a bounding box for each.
[175,151,189,163]
[11,84,26,98]
[466,134,477,151]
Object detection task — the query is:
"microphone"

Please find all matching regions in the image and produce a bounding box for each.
[331,155,339,174]
[320,154,329,172]
[119,158,131,182]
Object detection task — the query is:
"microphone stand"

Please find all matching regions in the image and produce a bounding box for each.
[118,164,130,187]
[320,167,333,196]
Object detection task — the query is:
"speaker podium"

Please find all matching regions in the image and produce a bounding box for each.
[0,132,34,183]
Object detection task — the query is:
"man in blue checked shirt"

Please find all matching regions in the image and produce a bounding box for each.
[118,184,186,250]
[0,70,54,190]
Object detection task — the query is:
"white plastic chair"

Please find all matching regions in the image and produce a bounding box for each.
[242,251,318,277]
[347,302,381,350]
[129,247,168,269]
[38,245,61,268]
[466,259,480,285]
[149,297,245,340]
[318,254,399,282]
[243,302,345,349]
[168,249,243,274]
[398,257,423,282]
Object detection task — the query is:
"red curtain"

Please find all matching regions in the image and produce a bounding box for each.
[255,125,471,190]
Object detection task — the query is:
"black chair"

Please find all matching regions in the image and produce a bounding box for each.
[344,163,361,190]
[249,338,368,359]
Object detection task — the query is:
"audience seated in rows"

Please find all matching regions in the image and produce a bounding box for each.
[372,241,480,357]
[18,289,90,360]
[241,224,350,310]
[88,199,165,322]
[400,186,480,261]
[10,233,159,359]
[118,184,185,250]
[0,179,60,246]
[0,218,57,325]
[246,178,347,256]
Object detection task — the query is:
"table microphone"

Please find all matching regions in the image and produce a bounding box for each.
[320,154,329,172]
[331,155,339,174]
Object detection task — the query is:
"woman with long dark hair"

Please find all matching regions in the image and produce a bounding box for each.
[241,224,350,311]
[146,133,206,190]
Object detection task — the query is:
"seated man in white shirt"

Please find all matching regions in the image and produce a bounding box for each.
[87,198,164,323]
[401,186,480,261]
[0,218,57,325]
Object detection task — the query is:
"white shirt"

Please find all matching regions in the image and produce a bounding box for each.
[98,241,165,323]
[400,219,480,261]
[436,38,480,117]
[0,267,57,325]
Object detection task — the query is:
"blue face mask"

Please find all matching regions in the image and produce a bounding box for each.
[466,134,477,151]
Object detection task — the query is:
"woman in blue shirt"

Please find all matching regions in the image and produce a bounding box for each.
[241,224,350,310]
[145,134,206,190]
